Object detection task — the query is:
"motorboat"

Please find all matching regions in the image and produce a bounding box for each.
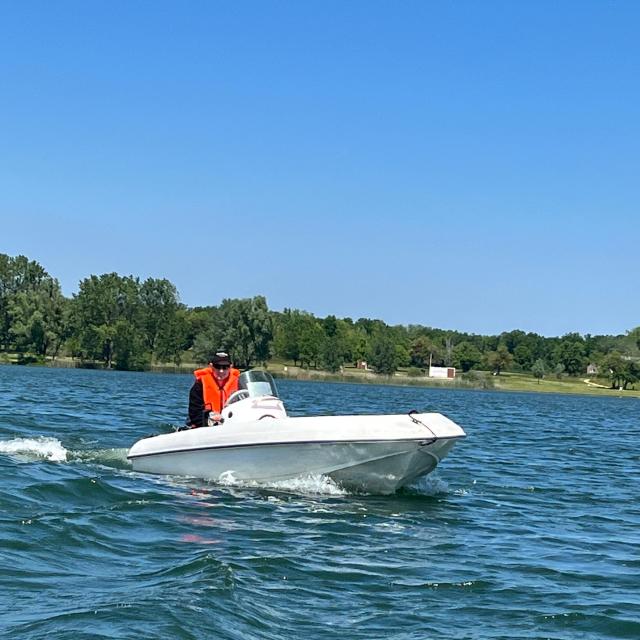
[127,371,466,494]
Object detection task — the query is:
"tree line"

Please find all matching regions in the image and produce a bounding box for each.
[1,253,639,388]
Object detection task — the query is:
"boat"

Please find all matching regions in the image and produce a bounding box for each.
[127,371,466,494]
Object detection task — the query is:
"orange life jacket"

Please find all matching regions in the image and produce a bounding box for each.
[194,367,240,413]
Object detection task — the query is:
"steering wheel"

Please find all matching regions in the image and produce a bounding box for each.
[224,389,250,406]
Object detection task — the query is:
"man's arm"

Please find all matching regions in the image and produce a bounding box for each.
[188,379,206,427]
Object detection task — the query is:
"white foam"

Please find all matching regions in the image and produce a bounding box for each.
[69,447,131,468]
[405,474,449,496]
[0,437,68,462]
[267,474,348,496]
[216,470,348,496]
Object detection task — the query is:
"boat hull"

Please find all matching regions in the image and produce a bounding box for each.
[128,413,465,494]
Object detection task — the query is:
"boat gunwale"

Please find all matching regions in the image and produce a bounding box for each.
[127,434,465,460]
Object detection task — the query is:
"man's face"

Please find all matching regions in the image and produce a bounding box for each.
[212,363,230,382]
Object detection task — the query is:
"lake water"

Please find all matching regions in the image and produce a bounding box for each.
[1,365,639,639]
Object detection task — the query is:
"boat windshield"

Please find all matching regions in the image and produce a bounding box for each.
[237,370,279,398]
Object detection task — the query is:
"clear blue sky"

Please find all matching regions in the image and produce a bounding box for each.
[1,1,638,337]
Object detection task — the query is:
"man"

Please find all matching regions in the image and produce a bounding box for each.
[187,351,240,428]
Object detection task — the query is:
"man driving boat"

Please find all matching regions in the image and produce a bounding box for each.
[188,351,240,427]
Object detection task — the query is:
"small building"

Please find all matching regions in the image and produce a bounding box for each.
[586,363,599,375]
[429,366,456,379]
[356,360,368,370]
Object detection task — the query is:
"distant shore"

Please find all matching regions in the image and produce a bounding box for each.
[2,355,637,398]
[265,364,639,398]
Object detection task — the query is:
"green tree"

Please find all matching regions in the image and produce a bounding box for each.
[395,342,410,369]
[453,341,483,372]
[298,315,324,368]
[501,330,527,356]
[603,352,640,389]
[603,352,625,389]
[368,327,397,375]
[193,296,273,368]
[323,314,338,338]
[628,326,640,352]
[71,273,146,368]
[0,254,12,349]
[184,306,216,348]
[273,309,304,365]
[244,296,273,365]
[320,317,351,373]
[531,359,546,383]
[513,343,533,370]
[350,325,370,365]
[112,318,148,370]
[0,254,59,353]
[621,360,640,389]
[321,336,343,372]
[554,337,586,376]
[410,335,441,369]
[486,344,513,375]
[139,278,187,363]
[8,279,68,357]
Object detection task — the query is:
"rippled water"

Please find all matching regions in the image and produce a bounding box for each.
[1,365,639,639]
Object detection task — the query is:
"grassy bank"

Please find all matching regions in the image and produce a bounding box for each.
[490,371,639,398]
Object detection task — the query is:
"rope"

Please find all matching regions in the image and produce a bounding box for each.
[408,410,438,443]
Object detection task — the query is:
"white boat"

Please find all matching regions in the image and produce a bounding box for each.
[127,371,466,494]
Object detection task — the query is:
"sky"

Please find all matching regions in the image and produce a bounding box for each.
[1,1,638,337]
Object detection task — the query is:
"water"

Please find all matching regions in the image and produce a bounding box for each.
[1,365,639,639]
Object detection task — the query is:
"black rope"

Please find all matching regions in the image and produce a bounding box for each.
[408,409,438,442]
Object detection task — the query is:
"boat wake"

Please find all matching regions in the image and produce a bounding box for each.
[0,436,68,462]
[0,436,131,469]
[68,447,132,469]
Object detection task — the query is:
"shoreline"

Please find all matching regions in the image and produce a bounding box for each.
[1,357,637,399]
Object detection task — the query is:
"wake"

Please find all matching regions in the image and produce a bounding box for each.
[0,436,131,469]
[0,436,68,462]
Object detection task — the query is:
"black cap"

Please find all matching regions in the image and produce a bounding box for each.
[210,351,231,366]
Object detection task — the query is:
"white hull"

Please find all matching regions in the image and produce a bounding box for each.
[128,412,465,494]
